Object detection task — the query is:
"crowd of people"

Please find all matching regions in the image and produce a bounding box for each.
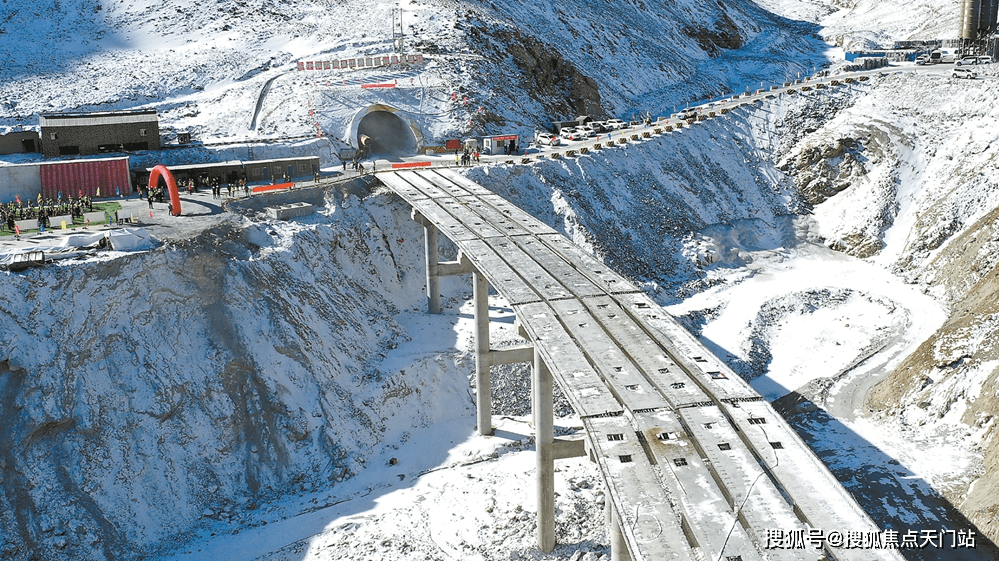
[2,195,96,233]
[457,148,481,166]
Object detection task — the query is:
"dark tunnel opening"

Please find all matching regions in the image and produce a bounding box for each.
[356,111,417,156]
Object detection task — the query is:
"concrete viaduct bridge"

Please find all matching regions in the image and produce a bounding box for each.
[378,168,905,561]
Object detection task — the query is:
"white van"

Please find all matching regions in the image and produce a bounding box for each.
[938,48,959,63]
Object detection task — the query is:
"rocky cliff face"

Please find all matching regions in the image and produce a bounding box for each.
[0,190,475,560]
[775,71,999,548]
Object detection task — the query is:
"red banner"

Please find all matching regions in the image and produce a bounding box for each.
[361,83,396,89]
[391,161,433,169]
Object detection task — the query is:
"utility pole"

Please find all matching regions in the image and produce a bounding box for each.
[392,5,404,52]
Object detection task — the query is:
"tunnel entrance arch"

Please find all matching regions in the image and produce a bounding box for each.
[345,104,423,158]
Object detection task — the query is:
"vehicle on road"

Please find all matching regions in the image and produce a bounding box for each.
[587,121,608,133]
[952,68,977,79]
[576,125,597,138]
[956,56,979,66]
[978,56,993,65]
[915,55,930,65]
[559,128,583,141]
[535,132,560,146]
[603,118,627,130]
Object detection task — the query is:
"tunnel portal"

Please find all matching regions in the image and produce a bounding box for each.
[356,110,418,156]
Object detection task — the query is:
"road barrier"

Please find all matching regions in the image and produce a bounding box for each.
[252,182,294,194]
[83,211,107,225]
[618,138,628,144]
[50,214,73,229]
[565,149,577,157]
[580,147,589,154]
[14,219,36,232]
[593,143,602,150]
[521,157,532,163]
[391,161,433,169]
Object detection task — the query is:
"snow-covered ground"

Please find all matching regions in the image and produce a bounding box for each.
[3,0,999,560]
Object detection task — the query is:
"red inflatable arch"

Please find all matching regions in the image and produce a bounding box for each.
[148,164,182,217]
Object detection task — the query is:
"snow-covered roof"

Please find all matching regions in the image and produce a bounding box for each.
[39,110,159,128]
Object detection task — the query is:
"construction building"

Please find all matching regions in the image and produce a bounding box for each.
[39,109,160,158]
[0,130,41,155]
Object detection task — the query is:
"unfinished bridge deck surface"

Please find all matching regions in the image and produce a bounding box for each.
[379,169,902,561]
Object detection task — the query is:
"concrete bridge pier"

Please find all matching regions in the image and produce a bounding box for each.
[533,348,555,553]
[470,270,534,436]
[606,499,632,561]
[411,208,534,436]
[474,270,493,436]
[412,209,443,314]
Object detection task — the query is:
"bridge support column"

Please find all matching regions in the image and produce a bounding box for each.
[474,270,493,436]
[422,217,441,315]
[412,210,442,314]
[606,500,631,561]
[533,348,555,553]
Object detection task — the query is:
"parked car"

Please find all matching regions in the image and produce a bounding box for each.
[559,128,583,141]
[604,118,627,130]
[952,68,977,79]
[956,56,979,66]
[914,55,930,65]
[978,56,994,65]
[587,121,608,133]
[535,132,560,146]
[576,126,596,138]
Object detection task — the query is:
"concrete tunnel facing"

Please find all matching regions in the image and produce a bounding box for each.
[348,104,423,158]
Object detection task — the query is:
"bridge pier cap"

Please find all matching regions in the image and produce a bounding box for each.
[345,103,424,157]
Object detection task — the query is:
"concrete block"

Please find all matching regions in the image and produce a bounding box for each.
[266,202,314,220]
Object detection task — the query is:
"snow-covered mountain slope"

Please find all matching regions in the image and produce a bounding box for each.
[0,0,829,144]
[730,69,999,551]
[757,0,962,49]
[3,0,999,559]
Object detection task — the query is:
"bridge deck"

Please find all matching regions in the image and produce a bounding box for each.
[379,169,902,561]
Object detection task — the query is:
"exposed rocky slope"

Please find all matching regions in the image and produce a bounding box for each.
[774,70,999,548]
[0,184,482,560]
